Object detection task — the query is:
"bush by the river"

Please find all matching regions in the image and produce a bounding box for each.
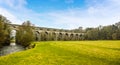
[16,21,35,47]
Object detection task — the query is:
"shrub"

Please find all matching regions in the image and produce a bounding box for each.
[16,21,35,47]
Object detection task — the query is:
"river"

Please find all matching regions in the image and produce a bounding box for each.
[0,43,25,56]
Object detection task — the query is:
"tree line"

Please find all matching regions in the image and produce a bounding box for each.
[85,24,120,40]
[72,24,120,40]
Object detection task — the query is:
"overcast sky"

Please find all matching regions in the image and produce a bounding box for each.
[0,0,120,29]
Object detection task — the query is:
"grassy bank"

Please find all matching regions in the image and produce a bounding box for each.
[0,41,120,65]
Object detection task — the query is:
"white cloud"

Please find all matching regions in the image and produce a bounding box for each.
[0,0,42,25]
[0,0,28,24]
[0,7,22,24]
[0,0,27,9]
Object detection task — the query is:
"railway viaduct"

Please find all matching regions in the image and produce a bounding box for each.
[10,24,84,41]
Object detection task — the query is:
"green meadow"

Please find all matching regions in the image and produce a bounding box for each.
[0,41,120,65]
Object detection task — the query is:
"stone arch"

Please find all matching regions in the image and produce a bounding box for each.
[35,31,40,41]
[58,32,63,40]
[40,31,45,41]
[64,33,69,41]
[70,33,74,40]
[10,29,16,44]
[45,31,48,34]
[75,34,79,40]
[43,31,50,41]
[51,32,57,41]
[12,29,22,45]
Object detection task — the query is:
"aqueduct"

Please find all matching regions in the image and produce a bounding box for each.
[10,24,84,41]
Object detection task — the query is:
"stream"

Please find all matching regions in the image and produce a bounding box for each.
[0,43,25,56]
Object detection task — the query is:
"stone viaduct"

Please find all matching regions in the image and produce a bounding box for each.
[10,24,84,41]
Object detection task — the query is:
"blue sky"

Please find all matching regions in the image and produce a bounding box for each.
[27,0,85,12]
[0,0,120,29]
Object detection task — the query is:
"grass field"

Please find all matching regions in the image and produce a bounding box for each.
[0,41,120,65]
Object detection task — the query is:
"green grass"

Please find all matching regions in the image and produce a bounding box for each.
[0,41,120,65]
